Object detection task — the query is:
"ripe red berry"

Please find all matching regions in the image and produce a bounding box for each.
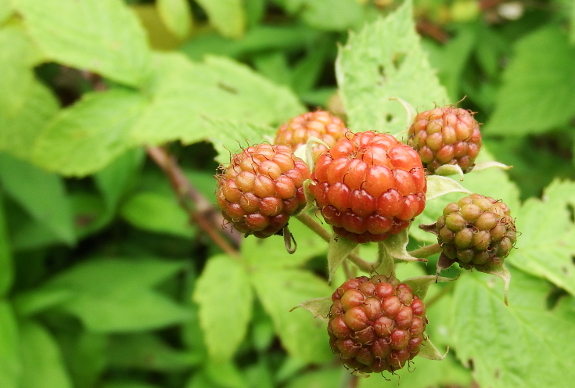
[309,131,426,243]
[407,106,482,174]
[274,111,349,161]
[215,143,310,238]
[328,275,428,373]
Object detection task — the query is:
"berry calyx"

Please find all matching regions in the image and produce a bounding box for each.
[215,143,309,238]
[328,275,428,373]
[436,194,517,270]
[274,110,349,161]
[407,106,482,174]
[309,131,426,243]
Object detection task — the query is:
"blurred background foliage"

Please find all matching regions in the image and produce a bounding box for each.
[1,0,575,388]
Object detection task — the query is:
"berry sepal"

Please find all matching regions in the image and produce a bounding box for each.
[291,296,332,323]
[328,237,360,283]
[403,274,457,301]
[417,335,448,361]
[433,160,513,180]
[381,229,428,263]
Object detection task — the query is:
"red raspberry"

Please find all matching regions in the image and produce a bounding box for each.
[328,275,428,373]
[309,131,426,243]
[274,111,349,161]
[215,143,309,238]
[407,106,482,174]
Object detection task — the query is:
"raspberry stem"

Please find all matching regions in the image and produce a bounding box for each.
[408,243,442,259]
[295,213,375,272]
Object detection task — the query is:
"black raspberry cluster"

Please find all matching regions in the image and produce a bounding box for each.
[214,106,517,374]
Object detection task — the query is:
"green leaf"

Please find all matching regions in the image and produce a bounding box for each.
[15,0,152,86]
[156,0,192,39]
[336,0,449,134]
[133,53,304,146]
[285,368,342,388]
[0,80,60,161]
[0,154,75,245]
[94,148,144,210]
[43,258,190,332]
[58,331,107,388]
[0,301,19,388]
[204,359,247,388]
[13,288,73,317]
[0,1,13,24]
[32,89,147,177]
[276,0,366,31]
[102,382,161,388]
[193,255,253,362]
[0,192,13,296]
[452,269,575,388]
[250,268,333,363]
[0,23,46,119]
[120,192,194,238]
[327,236,358,283]
[195,0,245,39]
[358,354,471,388]
[485,26,575,135]
[509,180,575,296]
[19,320,73,388]
[242,217,327,269]
[108,333,200,371]
[207,119,276,165]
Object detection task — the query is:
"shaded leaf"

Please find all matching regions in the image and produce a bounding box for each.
[193,255,252,362]
[19,320,73,388]
[108,333,200,371]
[120,192,194,238]
[0,302,19,388]
[250,268,333,363]
[0,154,75,245]
[0,192,13,296]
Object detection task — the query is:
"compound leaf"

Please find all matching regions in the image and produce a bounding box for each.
[336,0,449,134]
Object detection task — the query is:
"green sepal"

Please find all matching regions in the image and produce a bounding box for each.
[381,229,427,263]
[426,175,471,200]
[290,296,332,323]
[403,274,457,301]
[418,335,448,361]
[327,236,358,284]
[476,263,511,306]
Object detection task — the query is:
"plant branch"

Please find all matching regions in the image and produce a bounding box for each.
[146,146,241,258]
